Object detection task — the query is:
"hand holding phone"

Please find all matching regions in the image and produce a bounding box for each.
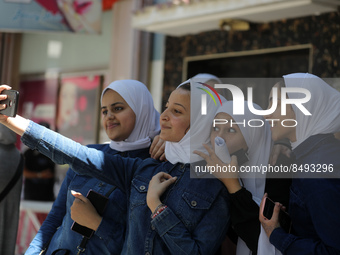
[71,190,109,238]
[0,90,19,117]
[263,197,292,233]
[231,148,249,166]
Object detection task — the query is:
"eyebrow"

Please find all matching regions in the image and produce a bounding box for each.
[174,102,187,111]
[101,102,125,110]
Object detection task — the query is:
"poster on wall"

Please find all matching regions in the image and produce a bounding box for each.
[0,0,102,34]
[19,76,59,131]
[57,73,103,145]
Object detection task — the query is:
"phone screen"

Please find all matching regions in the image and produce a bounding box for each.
[71,190,109,238]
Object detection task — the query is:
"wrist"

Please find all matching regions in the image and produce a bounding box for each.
[90,216,102,231]
[151,203,167,219]
[148,199,162,213]
[221,178,242,193]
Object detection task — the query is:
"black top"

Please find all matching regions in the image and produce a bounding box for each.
[24,149,56,201]
[229,153,293,253]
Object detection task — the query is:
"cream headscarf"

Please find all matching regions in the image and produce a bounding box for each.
[101,80,160,152]
[283,73,340,149]
[165,79,226,164]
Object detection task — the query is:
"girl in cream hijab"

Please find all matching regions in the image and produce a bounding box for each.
[260,73,340,255]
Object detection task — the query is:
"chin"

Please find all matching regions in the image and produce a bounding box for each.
[159,131,168,140]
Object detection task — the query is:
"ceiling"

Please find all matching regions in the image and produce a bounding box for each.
[132,0,340,36]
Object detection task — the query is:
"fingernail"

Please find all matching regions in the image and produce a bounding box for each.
[71,190,77,195]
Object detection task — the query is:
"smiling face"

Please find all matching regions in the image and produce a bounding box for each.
[210,112,248,155]
[265,83,297,142]
[159,88,191,142]
[101,89,136,141]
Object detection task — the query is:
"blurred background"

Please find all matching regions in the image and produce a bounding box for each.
[0,0,339,253]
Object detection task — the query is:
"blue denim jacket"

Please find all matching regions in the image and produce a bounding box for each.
[270,134,340,254]
[22,121,230,255]
[25,142,150,255]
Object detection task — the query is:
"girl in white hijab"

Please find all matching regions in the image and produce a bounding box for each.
[195,100,277,255]
[259,73,340,255]
[101,79,160,151]
[24,79,161,255]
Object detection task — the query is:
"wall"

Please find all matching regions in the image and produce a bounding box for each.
[19,11,113,74]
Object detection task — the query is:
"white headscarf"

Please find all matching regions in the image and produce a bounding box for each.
[192,73,222,84]
[165,79,226,164]
[101,80,160,152]
[216,101,273,255]
[284,73,340,149]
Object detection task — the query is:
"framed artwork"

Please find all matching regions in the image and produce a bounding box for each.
[19,75,59,129]
[57,72,103,145]
[18,74,59,150]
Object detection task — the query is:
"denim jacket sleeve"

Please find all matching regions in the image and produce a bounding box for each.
[25,170,71,255]
[151,192,230,254]
[21,121,141,193]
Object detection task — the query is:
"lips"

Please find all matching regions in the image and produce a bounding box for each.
[107,123,119,129]
[161,124,171,130]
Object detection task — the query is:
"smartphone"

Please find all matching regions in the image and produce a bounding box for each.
[231,148,249,165]
[0,90,19,117]
[71,190,109,238]
[263,197,292,233]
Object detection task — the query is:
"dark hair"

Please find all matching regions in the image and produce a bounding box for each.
[178,82,191,91]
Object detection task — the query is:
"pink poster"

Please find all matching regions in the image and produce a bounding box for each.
[1,0,102,34]
[19,77,59,130]
[57,74,102,145]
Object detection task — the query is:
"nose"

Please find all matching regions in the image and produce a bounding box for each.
[160,108,169,121]
[217,128,224,137]
[107,110,115,119]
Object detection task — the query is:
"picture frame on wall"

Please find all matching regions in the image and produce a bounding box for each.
[18,74,59,148]
[57,72,104,146]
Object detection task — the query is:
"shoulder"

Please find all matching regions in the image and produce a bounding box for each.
[86,143,110,150]
[126,147,151,160]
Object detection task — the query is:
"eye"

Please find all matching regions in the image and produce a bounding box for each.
[114,106,123,111]
[229,128,236,133]
[102,110,108,116]
[213,126,220,132]
[174,109,182,114]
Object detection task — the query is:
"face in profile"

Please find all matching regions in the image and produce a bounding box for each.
[210,112,248,155]
[160,88,190,142]
[101,89,136,141]
[265,83,297,142]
